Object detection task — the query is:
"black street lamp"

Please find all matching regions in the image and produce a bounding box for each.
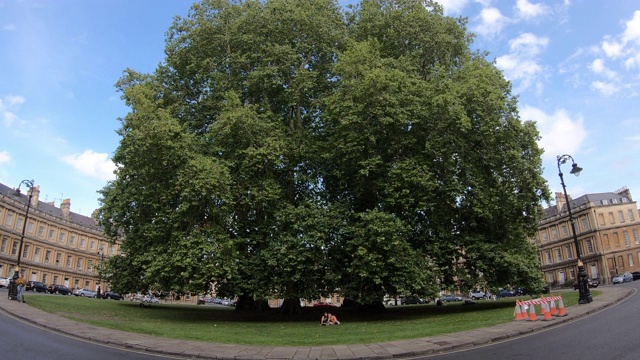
[557,155,592,304]
[97,252,105,299]
[8,179,35,300]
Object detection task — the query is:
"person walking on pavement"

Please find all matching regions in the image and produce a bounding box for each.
[15,274,27,303]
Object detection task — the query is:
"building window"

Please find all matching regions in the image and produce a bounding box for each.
[552,229,558,239]
[34,247,41,262]
[612,198,619,204]
[45,250,51,264]
[629,210,636,221]
[555,248,563,262]
[565,244,573,259]
[76,258,83,270]
[624,231,630,247]
[48,229,55,240]
[58,232,66,243]
[11,241,18,255]
[55,253,62,265]
[85,280,90,288]
[541,232,548,241]
[1,237,7,253]
[16,217,23,230]
[569,269,576,279]
[618,211,625,223]
[629,254,635,267]
[634,230,639,245]
[66,256,72,268]
[70,235,76,246]
[5,213,13,226]
[27,222,34,233]
[562,225,568,236]
[22,244,30,259]
[622,197,629,203]
[548,273,555,283]
[80,238,86,248]
[90,241,96,250]
[586,239,594,254]
[74,279,80,288]
[545,251,552,264]
[53,275,59,285]
[38,225,45,237]
[609,213,615,224]
[581,217,589,229]
[88,260,93,272]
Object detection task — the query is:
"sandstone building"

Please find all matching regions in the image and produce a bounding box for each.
[0,181,118,291]
[536,187,640,286]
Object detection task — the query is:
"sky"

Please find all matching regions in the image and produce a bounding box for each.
[1,0,639,217]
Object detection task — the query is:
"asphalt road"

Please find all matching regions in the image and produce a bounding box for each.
[417,282,639,360]
[0,289,177,360]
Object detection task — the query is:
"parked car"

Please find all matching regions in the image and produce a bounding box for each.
[401,295,427,305]
[0,277,10,288]
[313,302,337,307]
[73,288,97,297]
[613,272,633,284]
[28,281,48,293]
[104,291,123,300]
[632,271,640,281]
[572,279,599,290]
[49,284,72,295]
[469,290,487,300]
[497,289,515,298]
[440,295,462,302]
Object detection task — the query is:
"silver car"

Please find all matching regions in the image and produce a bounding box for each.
[73,288,97,297]
[0,277,10,288]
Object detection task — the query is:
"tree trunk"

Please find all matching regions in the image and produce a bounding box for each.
[280,297,302,315]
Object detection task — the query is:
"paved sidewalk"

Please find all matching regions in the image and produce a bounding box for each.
[0,287,632,359]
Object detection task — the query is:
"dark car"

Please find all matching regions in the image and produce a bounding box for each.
[49,284,72,295]
[28,281,48,293]
[632,272,640,281]
[103,291,123,300]
[401,295,427,305]
[572,279,599,290]
[497,289,514,298]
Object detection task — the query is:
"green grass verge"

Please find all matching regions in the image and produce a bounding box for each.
[24,291,596,346]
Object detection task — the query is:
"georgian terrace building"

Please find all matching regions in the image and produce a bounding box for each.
[535,187,640,286]
[0,182,119,291]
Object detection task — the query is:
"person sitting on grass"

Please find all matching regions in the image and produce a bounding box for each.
[320,312,329,325]
[327,313,340,325]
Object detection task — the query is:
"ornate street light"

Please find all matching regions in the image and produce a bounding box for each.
[9,179,35,300]
[97,251,105,299]
[557,155,592,304]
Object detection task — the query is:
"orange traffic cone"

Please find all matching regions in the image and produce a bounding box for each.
[514,301,525,321]
[542,301,553,321]
[528,301,538,321]
[539,296,547,317]
[556,295,567,317]
[549,296,558,316]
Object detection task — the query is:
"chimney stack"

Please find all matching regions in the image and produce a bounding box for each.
[30,186,40,208]
[61,198,71,219]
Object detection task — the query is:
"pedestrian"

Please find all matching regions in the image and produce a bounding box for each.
[15,274,27,303]
[320,312,329,325]
[328,313,340,325]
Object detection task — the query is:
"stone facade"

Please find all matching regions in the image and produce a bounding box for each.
[0,181,119,292]
[536,187,640,286]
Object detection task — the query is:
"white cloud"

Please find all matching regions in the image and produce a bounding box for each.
[473,7,510,38]
[0,95,25,127]
[589,58,617,79]
[514,0,549,20]
[590,81,619,96]
[520,105,587,160]
[0,151,11,164]
[622,10,640,44]
[63,150,116,182]
[495,33,548,92]
[2,24,16,31]
[602,38,624,58]
[437,0,471,15]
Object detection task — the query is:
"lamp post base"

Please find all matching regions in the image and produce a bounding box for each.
[577,264,593,304]
[7,271,19,301]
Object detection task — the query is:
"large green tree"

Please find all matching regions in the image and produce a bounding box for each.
[99,0,550,311]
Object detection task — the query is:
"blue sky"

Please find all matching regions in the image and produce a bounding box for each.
[1,0,639,216]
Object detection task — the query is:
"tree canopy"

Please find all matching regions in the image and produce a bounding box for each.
[98,0,550,311]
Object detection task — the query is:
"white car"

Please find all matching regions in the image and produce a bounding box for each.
[469,290,487,300]
[0,277,10,288]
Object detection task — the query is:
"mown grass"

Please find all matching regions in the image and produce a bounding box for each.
[24,291,596,346]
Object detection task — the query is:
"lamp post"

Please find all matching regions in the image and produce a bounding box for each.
[97,252,105,299]
[9,179,35,301]
[557,155,592,304]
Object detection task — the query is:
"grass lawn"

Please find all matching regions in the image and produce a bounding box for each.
[24,291,595,346]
